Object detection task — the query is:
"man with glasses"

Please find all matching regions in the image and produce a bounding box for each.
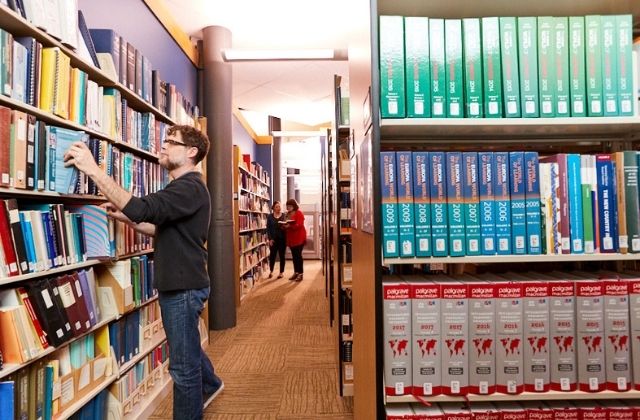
[64,125,223,419]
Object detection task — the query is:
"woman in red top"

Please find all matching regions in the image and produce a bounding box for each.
[284,198,306,281]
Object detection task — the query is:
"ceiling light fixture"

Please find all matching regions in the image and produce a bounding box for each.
[222,48,347,62]
[271,130,327,137]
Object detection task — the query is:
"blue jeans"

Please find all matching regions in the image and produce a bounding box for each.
[159,287,221,420]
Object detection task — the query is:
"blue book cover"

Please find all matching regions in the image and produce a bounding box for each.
[67,205,113,259]
[446,152,466,256]
[50,127,89,194]
[509,152,527,254]
[524,152,542,254]
[412,152,431,257]
[429,152,449,256]
[479,152,496,254]
[88,29,120,78]
[40,211,58,267]
[596,154,618,252]
[395,152,415,257]
[495,152,512,254]
[463,152,481,255]
[0,381,14,420]
[380,152,400,257]
[11,40,27,103]
[43,365,53,420]
[19,211,37,272]
[566,154,584,253]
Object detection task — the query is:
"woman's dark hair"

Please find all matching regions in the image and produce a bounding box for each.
[271,201,281,210]
[285,198,299,211]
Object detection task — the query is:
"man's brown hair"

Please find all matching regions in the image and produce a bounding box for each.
[167,125,210,164]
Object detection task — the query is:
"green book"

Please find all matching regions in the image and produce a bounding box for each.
[463,18,483,118]
[404,17,431,118]
[569,16,587,117]
[580,155,594,253]
[445,19,464,118]
[482,17,503,118]
[500,17,521,117]
[538,16,556,117]
[518,17,539,117]
[624,151,640,252]
[602,15,619,116]
[554,17,570,117]
[616,15,634,116]
[379,16,406,118]
[585,15,604,116]
[430,18,446,117]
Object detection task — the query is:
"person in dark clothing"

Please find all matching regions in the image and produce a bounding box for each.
[266,201,286,279]
[64,125,223,420]
[283,198,306,281]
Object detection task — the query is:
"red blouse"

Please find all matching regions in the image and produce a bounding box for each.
[286,210,307,247]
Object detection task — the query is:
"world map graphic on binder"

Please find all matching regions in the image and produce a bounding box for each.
[67,205,114,259]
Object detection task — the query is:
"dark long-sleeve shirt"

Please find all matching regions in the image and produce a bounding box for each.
[266,213,285,243]
[122,171,210,292]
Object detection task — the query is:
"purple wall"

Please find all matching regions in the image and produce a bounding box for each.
[78,0,197,105]
[232,115,256,157]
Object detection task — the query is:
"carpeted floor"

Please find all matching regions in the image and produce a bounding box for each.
[149,260,354,419]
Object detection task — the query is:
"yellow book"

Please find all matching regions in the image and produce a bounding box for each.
[95,324,111,359]
[38,47,59,114]
[49,359,60,415]
[54,51,71,120]
[68,67,80,123]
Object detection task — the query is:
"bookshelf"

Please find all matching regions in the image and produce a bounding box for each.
[0,3,206,419]
[345,0,640,417]
[386,389,640,403]
[233,145,271,304]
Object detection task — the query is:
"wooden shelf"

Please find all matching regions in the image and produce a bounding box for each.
[123,370,172,420]
[240,241,267,254]
[239,209,270,215]
[239,165,270,187]
[0,187,107,201]
[114,249,154,261]
[239,187,269,200]
[385,390,640,404]
[116,295,159,320]
[240,255,269,278]
[0,6,175,126]
[239,227,267,234]
[0,260,103,287]
[118,333,167,377]
[55,371,118,420]
[0,314,117,380]
[380,116,640,141]
[384,253,640,265]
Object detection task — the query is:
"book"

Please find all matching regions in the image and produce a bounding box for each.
[602,15,619,116]
[445,19,464,118]
[0,106,11,187]
[463,18,483,118]
[463,152,481,255]
[625,152,640,252]
[586,15,604,116]
[509,152,526,254]
[554,17,570,117]
[429,18,446,117]
[500,17,521,117]
[66,205,113,258]
[479,152,496,255]
[580,155,595,254]
[569,17,587,116]
[494,152,511,254]
[446,152,465,256]
[540,154,570,254]
[524,152,542,255]
[567,154,584,253]
[89,29,120,80]
[538,16,556,117]
[482,17,503,117]
[10,110,28,189]
[395,152,415,257]
[617,15,634,116]
[429,152,448,256]
[412,152,431,257]
[613,152,628,254]
[379,16,405,118]
[404,17,430,118]
[596,154,618,253]
[518,17,539,117]
[381,152,399,257]
[4,199,30,274]
[0,381,13,419]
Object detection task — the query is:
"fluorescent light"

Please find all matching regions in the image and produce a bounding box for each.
[271,130,326,137]
[222,48,344,62]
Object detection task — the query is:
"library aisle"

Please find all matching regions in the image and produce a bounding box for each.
[150,260,354,419]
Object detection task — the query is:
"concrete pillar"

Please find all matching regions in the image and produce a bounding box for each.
[202,26,236,330]
[269,116,282,203]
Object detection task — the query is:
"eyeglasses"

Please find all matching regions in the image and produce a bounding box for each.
[163,139,189,147]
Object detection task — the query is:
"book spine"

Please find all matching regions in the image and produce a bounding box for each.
[554,17,571,117]
[617,15,634,116]
[518,17,539,117]
[500,17,521,117]
[381,152,399,257]
[463,152,481,255]
[580,155,595,254]
[396,152,415,257]
[412,151,431,257]
[539,163,553,254]
[614,152,628,254]
[445,19,464,118]
[524,152,542,254]
[495,152,511,254]
[463,18,483,117]
[430,18,446,117]
[538,16,556,117]
[567,154,585,253]
[509,152,527,254]
[602,15,619,116]
[479,152,496,255]
[590,155,601,252]
[446,152,465,256]
[404,17,430,118]
[586,15,604,116]
[482,17,503,117]
[379,16,405,118]
[626,152,640,252]
[569,16,587,116]
[596,154,618,252]
[430,152,448,256]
